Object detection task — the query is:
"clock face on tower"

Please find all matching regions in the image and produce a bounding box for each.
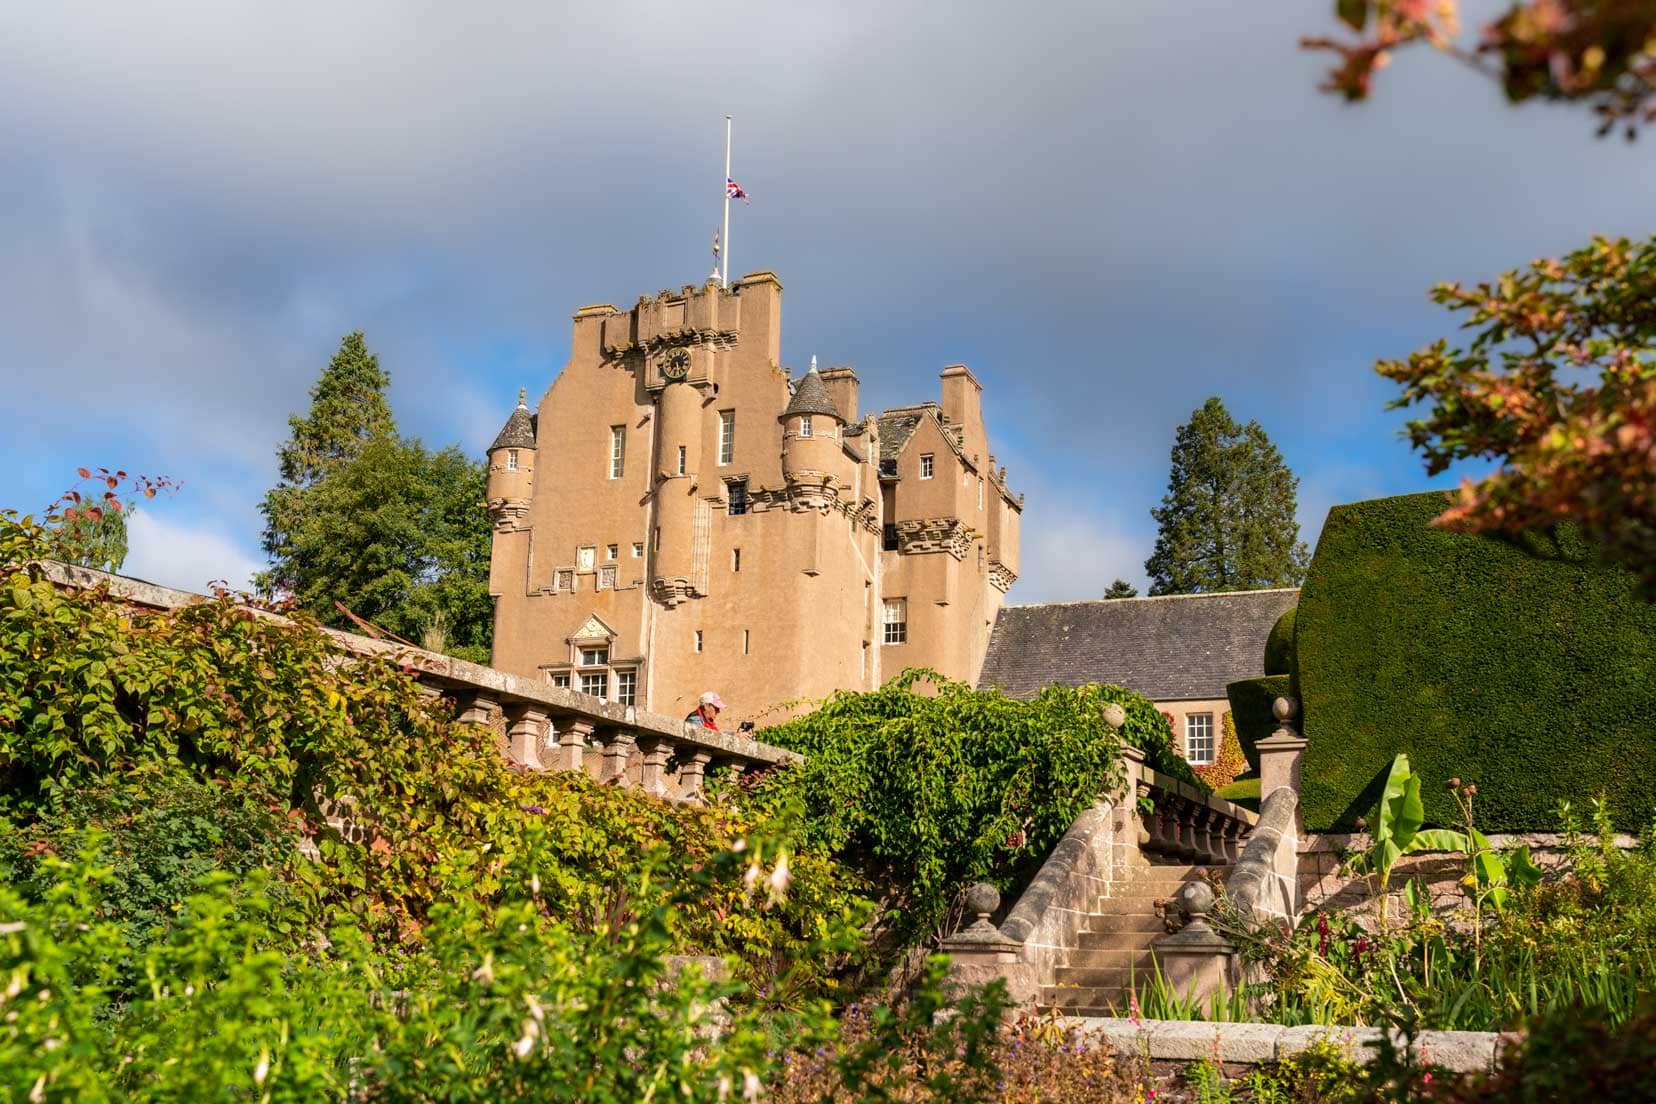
[661,348,691,381]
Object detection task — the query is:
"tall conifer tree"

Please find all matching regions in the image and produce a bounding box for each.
[1144,397,1308,595]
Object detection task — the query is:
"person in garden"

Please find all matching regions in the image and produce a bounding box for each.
[685,690,724,731]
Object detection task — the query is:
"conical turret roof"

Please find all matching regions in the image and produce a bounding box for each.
[490,388,537,451]
[782,360,843,421]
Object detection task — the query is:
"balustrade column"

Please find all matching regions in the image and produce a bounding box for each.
[1221,818,1245,864]
[557,720,594,773]
[601,730,638,785]
[505,704,550,771]
[678,751,715,802]
[1173,798,1200,861]
[454,691,497,726]
[639,737,675,798]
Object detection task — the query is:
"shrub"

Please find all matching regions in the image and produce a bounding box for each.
[1226,674,1290,769]
[1295,492,1656,831]
[757,671,1198,946]
[1263,606,1297,675]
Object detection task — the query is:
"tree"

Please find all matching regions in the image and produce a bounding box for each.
[1144,397,1308,595]
[1103,578,1139,599]
[258,334,492,661]
[1378,234,1656,597]
[259,332,395,575]
[1303,1,1656,138]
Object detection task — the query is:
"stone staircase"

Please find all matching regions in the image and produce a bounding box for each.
[1038,860,1225,1016]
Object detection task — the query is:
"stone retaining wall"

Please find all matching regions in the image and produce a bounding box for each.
[1074,1016,1506,1074]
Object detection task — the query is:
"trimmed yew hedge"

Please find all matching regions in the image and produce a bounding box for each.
[1226,674,1290,769]
[1263,608,1296,676]
[1297,492,1656,831]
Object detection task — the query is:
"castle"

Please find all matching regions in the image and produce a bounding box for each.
[485,271,1022,724]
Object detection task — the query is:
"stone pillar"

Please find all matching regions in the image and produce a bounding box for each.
[601,729,637,785]
[556,720,594,773]
[1257,696,1309,803]
[639,737,674,798]
[454,690,496,726]
[1153,881,1239,1006]
[505,704,550,771]
[939,884,1037,1006]
[678,750,715,802]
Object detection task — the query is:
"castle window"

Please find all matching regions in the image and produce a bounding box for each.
[1185,713,1215,765]
[883,524,898,552]
[728,479,749,516]
[732,548,741,572]
[550,672,571,689]
[677,446,687,476]
[919,453,934,480]
[694,630,703,653]
[743,629,751,655]
[605,544,618,561]
[718,410,735,465]
[609,427,625,479]
[632,542,644,558]
[507,449,519,472]
[882,598,908,645]
[615,669,637,706]
[800,415,813,438]
[580,646,609,667]
[580,671,608,698]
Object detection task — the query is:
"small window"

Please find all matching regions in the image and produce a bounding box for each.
[654,527,661,551]
[577,546,596,573]
[580,647,609,667]
[609,426,625,479]
[550,672,571,689]
[978,477,985,509]
[728,479,749,516]
[882,598,908,645]
[882,524,898,552]
[694,630,703,653]
[507,449,519,472]
[1185,713,1215,765]
[919,453,934,480]
[799,415,813,438]
[632,542,644,558]
[615,669,637,707]
[743,629,751,654]
[580,671,608,698]
[677,446,687,476]
[732,548,741,572]
[718,410,735,466]
[555,569,575,592]
[606,544,618,561]
[598,565,617,589]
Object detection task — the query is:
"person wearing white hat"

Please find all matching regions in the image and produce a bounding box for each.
[685,690,725,732]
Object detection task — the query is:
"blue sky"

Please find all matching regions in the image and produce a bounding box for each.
[2,2,1651,600]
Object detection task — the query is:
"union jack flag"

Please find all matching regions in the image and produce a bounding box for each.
[726,177,750,204]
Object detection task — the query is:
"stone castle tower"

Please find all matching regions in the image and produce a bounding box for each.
[485,271,1021,724]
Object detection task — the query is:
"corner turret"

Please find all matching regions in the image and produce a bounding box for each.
[780,358,849,502]
[486,388,536,524]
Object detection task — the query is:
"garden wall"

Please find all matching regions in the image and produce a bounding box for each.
[1295,492,1656,831]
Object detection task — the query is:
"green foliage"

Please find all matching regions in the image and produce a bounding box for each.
[757,671,1198,946]
[1103,578,1139,599]
[1296,492,1656,831]
[1193,710,1248,790]
[1225,673,1290,768]
[1145,396,1309,595]
[1263,606,1296,675]
[257,332,492,663]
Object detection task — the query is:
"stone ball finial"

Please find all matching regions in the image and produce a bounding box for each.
[1175,880,1215,918]
[1272,695,1300,724]
[964,882,1000,922]
[1102,703,1127,731]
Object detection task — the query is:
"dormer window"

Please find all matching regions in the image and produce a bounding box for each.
[800,415,813,438]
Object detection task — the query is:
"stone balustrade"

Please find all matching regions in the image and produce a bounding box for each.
[38,560,799,802]
[1133,760,1254,867]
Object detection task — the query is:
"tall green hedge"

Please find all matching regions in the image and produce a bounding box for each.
[1297,492,1656,831]
[1226,674,1291,770]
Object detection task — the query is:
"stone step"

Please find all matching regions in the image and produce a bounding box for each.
[1076,928,1166,952]
[1081,897,1162,916]
[1062,946,1166,970]
[1039,986,1138,1015]
[1078,913,1167,936]
[1053,960,1156,990]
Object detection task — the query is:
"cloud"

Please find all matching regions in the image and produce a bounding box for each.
[1014,510,1148,605]
[123,509,264,594]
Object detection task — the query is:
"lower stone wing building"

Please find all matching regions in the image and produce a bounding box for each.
[485,271,1022,726]
[976,589,1299,767]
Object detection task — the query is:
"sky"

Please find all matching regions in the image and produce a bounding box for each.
[2,1,1651,601]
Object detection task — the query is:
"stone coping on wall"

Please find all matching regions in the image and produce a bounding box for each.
[1069,1017,1507,1073]
[1301,831,1639,853]
[1141,766,1261,829]
[34,560,800,769]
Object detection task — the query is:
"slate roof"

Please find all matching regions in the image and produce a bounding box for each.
[977,588,1300,702]
[876,412,924,462]
[782,367,844,421]
[490,391,537,451]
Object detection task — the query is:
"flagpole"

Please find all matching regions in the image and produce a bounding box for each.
[721,114,732,288]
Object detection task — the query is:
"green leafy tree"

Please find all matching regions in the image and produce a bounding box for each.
[1103,578,1139,599]
[1145,397,1308,595]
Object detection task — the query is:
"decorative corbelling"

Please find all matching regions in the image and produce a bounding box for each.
[896,517,973,560]
[650,576,697,607]
[989,559,1018,593]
